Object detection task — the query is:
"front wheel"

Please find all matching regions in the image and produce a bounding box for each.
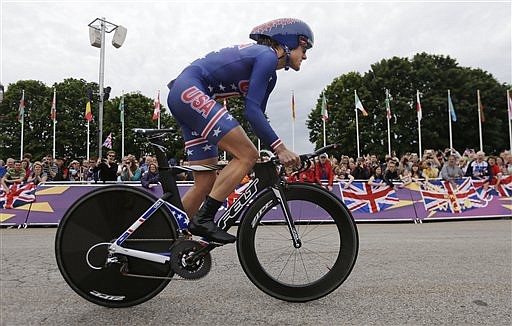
[55,185,179,307]
[237,183,358,302]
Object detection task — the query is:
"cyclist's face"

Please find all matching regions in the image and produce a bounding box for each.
[288,46,307,71]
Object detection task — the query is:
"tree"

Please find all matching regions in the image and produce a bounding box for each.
[307,53,510,158]
[0,80,52,160]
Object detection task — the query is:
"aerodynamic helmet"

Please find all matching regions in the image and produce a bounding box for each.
[249,18,314,50]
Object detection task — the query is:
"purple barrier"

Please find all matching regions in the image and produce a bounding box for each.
[0,180,510,226]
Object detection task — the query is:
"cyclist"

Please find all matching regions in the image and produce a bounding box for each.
[167,18,314,243]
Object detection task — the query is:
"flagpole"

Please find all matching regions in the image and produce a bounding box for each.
[353,90,360,158]
[448,90,453,150]
[87,122,90,161]
[120,92,125,160]
[355,108,360,158]
[386,89,391,156]
[477,89,483,152]
[20,90,25,160]
[52,89,57,159]
[322,119,326,148]
[416,90,422,160]
[508,89,512,151]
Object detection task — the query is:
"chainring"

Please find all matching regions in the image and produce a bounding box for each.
[170,240,212,280]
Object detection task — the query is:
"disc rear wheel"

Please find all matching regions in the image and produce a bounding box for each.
[55,186,178,307]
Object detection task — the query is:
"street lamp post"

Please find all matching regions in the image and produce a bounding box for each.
[88,17,127,158]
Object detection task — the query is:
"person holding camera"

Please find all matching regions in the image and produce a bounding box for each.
[94,151,118,182]
[120,155,142,181]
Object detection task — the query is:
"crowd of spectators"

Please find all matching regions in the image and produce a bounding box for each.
[281,147,512,190]
[1,147,512,194]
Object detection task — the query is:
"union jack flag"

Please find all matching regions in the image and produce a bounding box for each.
[490,175,512,197]
[419,178,487,214]
[0,182,37,209]
[340,181,399,213]
[102,132,113,149]
[471,177,493,201]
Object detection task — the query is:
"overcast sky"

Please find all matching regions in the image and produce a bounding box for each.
[1,0,511,154]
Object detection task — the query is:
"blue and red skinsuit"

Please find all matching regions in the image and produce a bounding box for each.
[167,43,282,160]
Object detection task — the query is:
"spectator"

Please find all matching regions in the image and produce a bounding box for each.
[86,157,100,182]
[465,150,492,184]
[502,151,512,175]
[120,155,142,181]
[80,159,90,181]
[68,160,81,181]
[21,159,32,181]
[351,158,370,180]
[42,154,58,181]
[422,160,439,180]
[140,155,154,174]
[383,159,399,187]
[398,155,411,173]
[284,166,298,183]
[315,154,334,191]
[368,165,386,186]
[23,153,33,170]
[5,160,26,185]
[0,159,6,180]
[334,164,354,188]
[440,155,464,187]
[141,163,160,188]
[52,157,69,181]
[369,154,380,171]
[487,156,502,187]
[27,161,48,185]
[410,163,423,180]
[95,151,118,181]
[399,167,412,188]
[298,160,316,183]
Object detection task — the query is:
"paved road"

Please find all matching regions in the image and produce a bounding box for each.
[1,219,511,325]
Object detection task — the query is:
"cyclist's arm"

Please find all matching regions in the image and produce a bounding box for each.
[243,52,281,151]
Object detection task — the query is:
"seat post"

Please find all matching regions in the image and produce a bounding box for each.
[150,136,185,211]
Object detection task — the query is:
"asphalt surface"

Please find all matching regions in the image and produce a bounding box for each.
[1,219,511,325]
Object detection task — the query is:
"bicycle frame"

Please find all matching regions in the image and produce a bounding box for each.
[107,167,301,264]
[106,129,302,265]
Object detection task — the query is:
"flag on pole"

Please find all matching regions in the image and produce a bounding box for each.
[448,92,457,122]
[291,92,296,121]
[50,90,56,122]
[321,93,328,121]
[385,90,391,121]
[355,91,368,116]
[152,91,161,120]
[119,95,125,123]
[478,94,485,123]
[102,133,113,149]
[416,90,422,121]
[85,101,93,122]
[17,92,25,123]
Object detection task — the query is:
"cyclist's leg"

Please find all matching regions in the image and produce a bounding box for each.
[181,158,216,217]
[211,126,259,200]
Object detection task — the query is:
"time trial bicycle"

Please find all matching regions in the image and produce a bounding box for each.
[55,128,358,307]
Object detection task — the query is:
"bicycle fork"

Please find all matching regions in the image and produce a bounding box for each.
[271,185,302,249]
